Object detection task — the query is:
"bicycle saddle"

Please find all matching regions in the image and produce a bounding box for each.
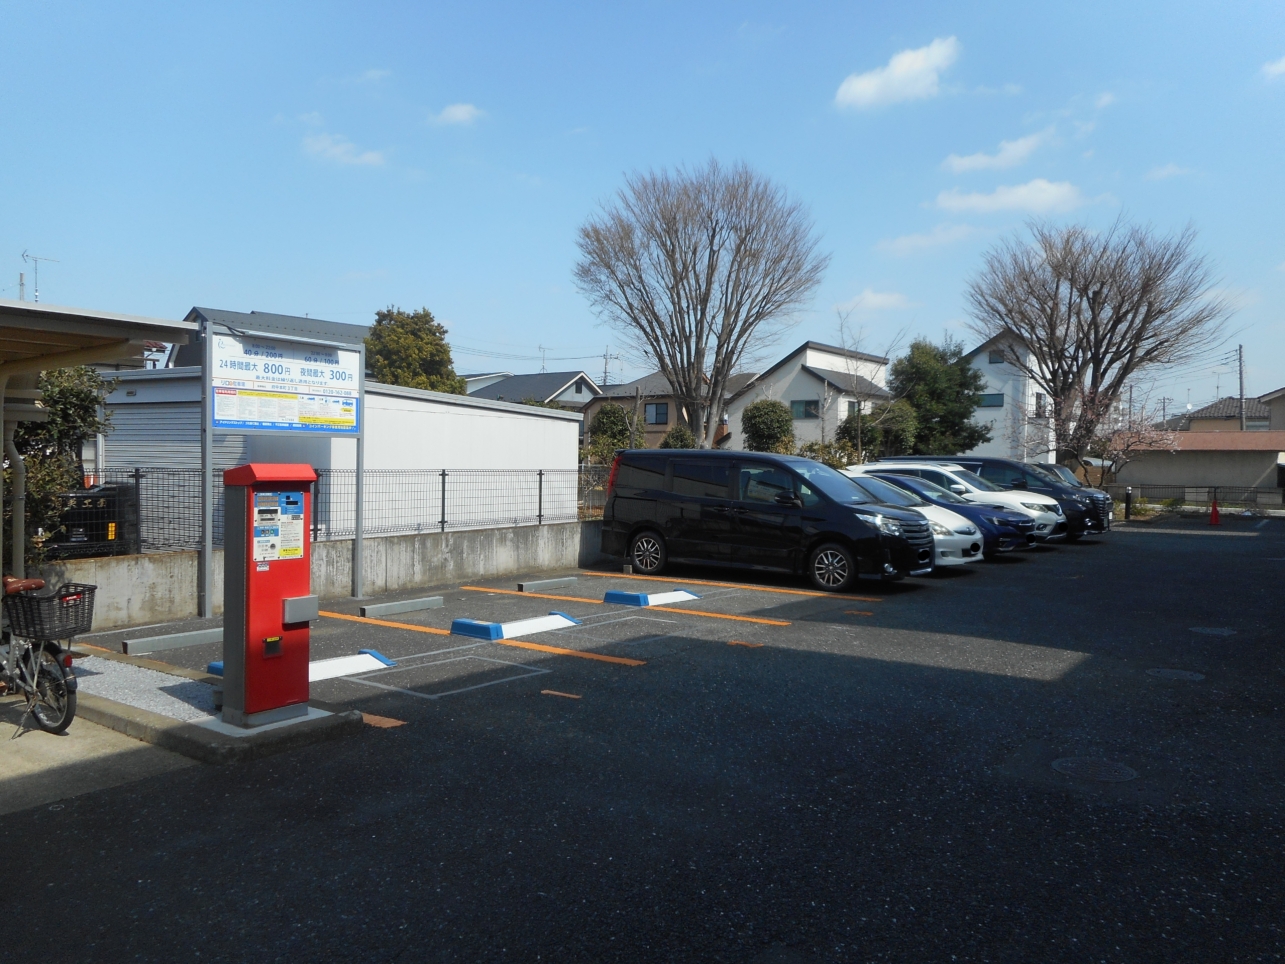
[3,576,46,594]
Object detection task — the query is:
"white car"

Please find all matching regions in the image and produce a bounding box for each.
[841,471,984,567]
[846,462,1066,542]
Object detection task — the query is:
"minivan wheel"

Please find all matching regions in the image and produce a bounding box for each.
[629,530,667,575]
[807,542,856,592]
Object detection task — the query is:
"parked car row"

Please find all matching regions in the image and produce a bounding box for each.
[600,450,1112,592]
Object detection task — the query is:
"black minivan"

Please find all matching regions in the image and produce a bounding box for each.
[600,450,935,591]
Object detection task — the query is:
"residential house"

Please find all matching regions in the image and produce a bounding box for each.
[581,371,757,448]
[724,341,889,448]
[961,334,1055,462]
[467,371,602,410]
[1263,386,1285,430]
[1179,396,1270,432]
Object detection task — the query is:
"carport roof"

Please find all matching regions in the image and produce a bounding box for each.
[0,298,195,371]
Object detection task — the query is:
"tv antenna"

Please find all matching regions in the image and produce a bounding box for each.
[21,251,59,303]
[537,345,548,373]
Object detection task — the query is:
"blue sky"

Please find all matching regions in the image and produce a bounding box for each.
[2,1,1282,409]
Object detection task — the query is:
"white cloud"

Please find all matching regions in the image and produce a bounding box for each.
[878,223,975,255]
[1276,261,1285,273]
[302,132,384,166]
[835,37,960,109]
[835,288,914,312]
[936,178,1086,214]
[943,130,1049,172]
[357,68,390,82]
[432,103,484,125]
[1262,55,1285,78]
[298,111,324,126]
[1095,92,1116,108]
[1145,163,1191,181]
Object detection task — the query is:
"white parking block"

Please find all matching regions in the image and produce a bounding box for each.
[309,653,393,682]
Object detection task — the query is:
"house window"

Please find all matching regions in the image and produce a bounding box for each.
[1034,393,1048,418]
[978,393,1004,408]
[847,400,862,417]
[644,402,669,425]
[988,350,1005,364]
[574,381,583,394]
[791,400,820,419]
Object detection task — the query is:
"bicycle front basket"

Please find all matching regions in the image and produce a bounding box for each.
[2,583,98,640]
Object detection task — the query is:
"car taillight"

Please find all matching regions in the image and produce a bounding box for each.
[606,455,622,498]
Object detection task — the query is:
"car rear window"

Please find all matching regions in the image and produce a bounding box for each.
[671,460,730,499]
[615,456,666,491]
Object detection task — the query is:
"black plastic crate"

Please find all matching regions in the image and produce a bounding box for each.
[3,583,97,640]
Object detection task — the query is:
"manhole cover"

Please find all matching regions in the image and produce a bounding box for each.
[1190,627,1236,636]
[1147,668,1206,681]
[1051,758,1138,782]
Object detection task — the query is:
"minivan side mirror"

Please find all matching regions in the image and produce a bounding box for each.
[774,491,803,508]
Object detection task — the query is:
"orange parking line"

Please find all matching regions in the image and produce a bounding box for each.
[579,570,882,603]
[495,638,644,666]
[845,610,874,617]
[458,586,602,605]
[362,713,407,728]
[542,689,583,699]
[728,640,765,648]
[319,610,451,635]
[662,607,790,626]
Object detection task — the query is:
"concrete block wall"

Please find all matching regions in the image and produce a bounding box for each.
[45,521,604,632]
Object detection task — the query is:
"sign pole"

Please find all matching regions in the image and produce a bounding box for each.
[352,344,365,599]
[200,316,214,619]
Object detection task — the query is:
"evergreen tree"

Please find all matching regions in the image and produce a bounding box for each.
[741,399,794,453]
[888,338,991,455]
[365,306,466,393]
[659,424,697,449]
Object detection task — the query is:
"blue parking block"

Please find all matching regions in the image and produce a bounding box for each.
[206,661,224,677]
[604,591,650,606]
[450,618,503,640]
[358,648,397,667]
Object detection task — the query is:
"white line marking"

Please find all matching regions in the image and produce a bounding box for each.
[340,654,550,700]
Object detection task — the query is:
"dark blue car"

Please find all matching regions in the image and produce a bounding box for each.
[867,471,1036,558]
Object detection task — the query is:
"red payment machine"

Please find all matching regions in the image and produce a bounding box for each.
[222,463,319,726]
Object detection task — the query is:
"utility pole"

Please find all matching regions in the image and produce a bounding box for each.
[1238,343,1246,431]
[1160,396,1172,427]
[600,345,620,387]
[17,272,23,301]
[1128,384,1134,430]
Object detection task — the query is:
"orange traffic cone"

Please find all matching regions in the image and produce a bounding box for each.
[1209,498,1220,525]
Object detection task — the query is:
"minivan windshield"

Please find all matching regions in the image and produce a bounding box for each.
[952,468,1004,492]
[789,460,874,504]
[849,474,926,507]
[874,472,969,505]
[1040,463,1085,487]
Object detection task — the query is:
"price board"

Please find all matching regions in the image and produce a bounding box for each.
[211,332,361,434]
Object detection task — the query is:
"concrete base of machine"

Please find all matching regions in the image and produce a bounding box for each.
[76,693,363,765]
[221,702,310,728]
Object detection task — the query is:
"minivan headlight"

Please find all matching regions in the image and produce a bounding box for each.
[870,514,902,537]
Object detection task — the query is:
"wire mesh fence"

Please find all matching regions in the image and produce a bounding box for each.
[40,466,599,557]
[1102,483,1284,509]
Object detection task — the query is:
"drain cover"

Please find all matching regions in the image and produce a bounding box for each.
[1190,627,1236,636]
[1051,758,1138,782]
[1147,668,1205,681]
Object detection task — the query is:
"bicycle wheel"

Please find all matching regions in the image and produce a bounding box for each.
[29,648,76,734]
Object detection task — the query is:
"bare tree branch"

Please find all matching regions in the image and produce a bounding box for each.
[965,219,1232,460]
[574,160,829,447]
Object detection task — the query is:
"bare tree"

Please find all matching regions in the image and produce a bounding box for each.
[966,219,1231,460]
[574,160,828,448]
[1093,392,1179,478]
[832,310,907,462]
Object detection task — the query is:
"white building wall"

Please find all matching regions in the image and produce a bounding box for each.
[964,339,1055,462]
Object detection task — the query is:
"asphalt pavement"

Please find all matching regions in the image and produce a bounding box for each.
[4,515,1282,962]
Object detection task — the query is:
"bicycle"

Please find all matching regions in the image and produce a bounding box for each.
[0,577,95,735]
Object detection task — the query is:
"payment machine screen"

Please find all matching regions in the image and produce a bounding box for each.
[252,491,305,562]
